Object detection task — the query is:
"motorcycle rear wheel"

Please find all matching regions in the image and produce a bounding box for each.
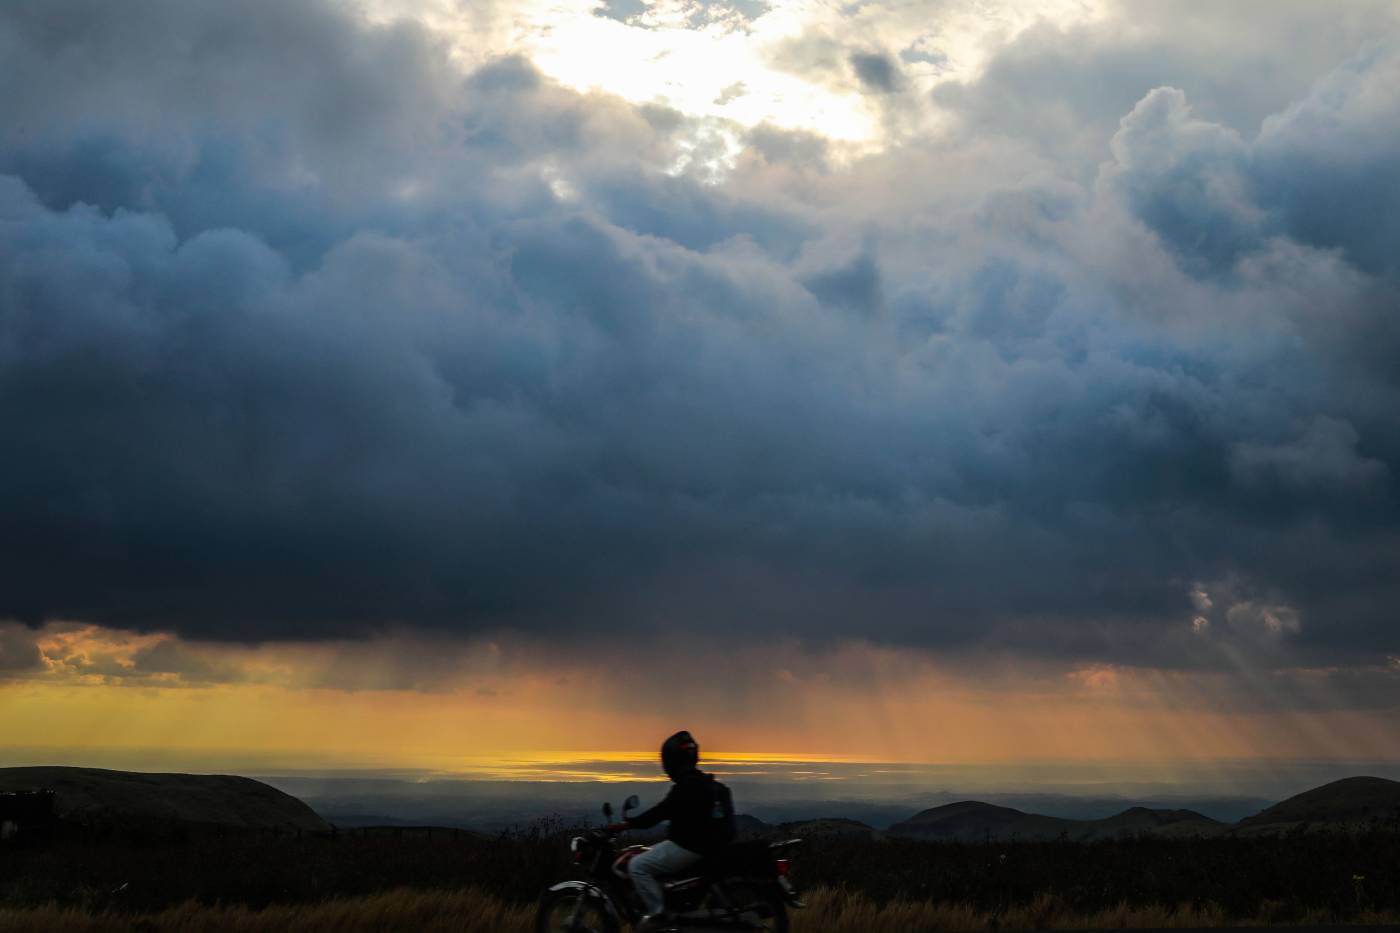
[719,884,788,933]
[535,888,620,933]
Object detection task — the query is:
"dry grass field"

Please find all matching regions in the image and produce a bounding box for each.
[4,817,1400,932]
[3,886,1399,933]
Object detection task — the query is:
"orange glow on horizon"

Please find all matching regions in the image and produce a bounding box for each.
[3,673,1399,782]
[4,622,1398,782]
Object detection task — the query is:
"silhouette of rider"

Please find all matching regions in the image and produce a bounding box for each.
[607,730,735,932]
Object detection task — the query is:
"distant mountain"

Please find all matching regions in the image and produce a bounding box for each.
[734,814,771,838]
[0,767,329,833]
[887,800,1221,841]
[884,777,1400,841]
[1234,776,1400,835]
[736,814,877,840]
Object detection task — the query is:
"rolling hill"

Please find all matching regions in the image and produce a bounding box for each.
[735,814,879,841]
[5,767,1397,842]
[887,800,1223,841]
[0,766,329,833]
[1233,776,1400,834]
[885,776,1400,841]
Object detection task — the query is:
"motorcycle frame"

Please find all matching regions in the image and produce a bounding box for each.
[562,832,802,927]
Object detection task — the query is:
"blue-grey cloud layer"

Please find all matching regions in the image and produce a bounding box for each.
[1,0,1397,668]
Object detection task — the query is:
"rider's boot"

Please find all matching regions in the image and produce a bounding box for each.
[636,912,677,933]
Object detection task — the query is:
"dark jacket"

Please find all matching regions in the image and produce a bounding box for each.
[628,769,735,855]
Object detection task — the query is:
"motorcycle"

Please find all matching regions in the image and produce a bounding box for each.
[536,795,804,932]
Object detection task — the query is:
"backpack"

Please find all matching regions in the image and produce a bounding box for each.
[707,774,737,844]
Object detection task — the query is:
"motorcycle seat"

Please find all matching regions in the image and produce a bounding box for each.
[695,840,776,879]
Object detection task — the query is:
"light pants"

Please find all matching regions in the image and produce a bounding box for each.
[628,840,703,916]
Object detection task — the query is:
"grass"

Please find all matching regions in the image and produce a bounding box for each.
[2,886,1400,932]
[0,888,531,932]
[792,888,1400,930]
[3,824,1400,930]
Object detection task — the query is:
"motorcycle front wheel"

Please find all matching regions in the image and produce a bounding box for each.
[535,888,620,933]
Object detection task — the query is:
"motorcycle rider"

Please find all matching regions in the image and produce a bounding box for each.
[607,730,735,932]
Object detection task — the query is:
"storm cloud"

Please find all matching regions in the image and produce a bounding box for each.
[1,0,1397,672]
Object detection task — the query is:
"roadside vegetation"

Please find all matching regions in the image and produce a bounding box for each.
[1,823,1398,930]
[4,886,1400,933]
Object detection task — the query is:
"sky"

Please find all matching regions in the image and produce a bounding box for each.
[1,0,1399,793]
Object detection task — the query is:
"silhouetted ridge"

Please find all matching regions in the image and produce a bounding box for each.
[0,767,328,833]
[1235,776,1400,832]
[889,800,1221,841]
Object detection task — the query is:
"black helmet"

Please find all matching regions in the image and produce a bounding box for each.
[660,730,700,780]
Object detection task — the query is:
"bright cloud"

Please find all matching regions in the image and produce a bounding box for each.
[359,0,1112,150]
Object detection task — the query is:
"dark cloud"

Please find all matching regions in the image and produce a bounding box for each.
[849,51,902,94]
[0,0,1397,674]
[127,638,243,685]
[1099,87,1259,275]
[802,251,882,313]
[594,0,650,23]
[770,34,909,112]
[0,625,43,674]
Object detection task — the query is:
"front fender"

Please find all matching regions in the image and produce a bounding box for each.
[546,880,625,926]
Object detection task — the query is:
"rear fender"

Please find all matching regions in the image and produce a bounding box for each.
[546,880,624,925]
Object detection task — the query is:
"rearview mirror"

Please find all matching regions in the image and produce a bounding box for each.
[623,795,640,814]
[602,802,614,819]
